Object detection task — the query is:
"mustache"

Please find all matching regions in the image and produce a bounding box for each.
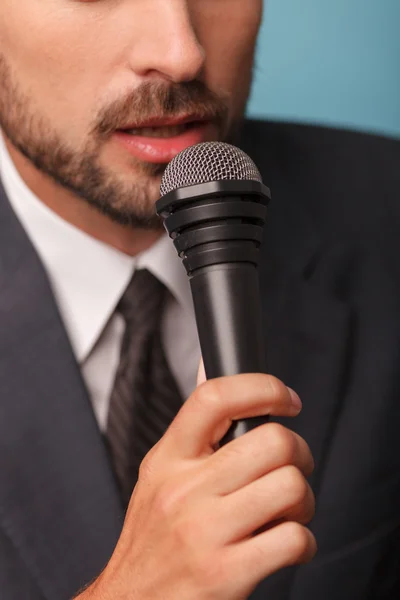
[94,80,229,137]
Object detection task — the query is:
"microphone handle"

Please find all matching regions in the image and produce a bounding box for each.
[190,262,269,445]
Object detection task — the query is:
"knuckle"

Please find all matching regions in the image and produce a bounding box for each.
[152,482,182,518]
[249,540,269,570]
[174,515,198,547]
[138,450,156,482]
[191,378,224,414]
[281,465,308,504]
[264,375,287,401]
[283,522,312,560]
[173,527,230,593]
[194,554,229,594]
[222,438,244,462]
[303,491,316,524]
[266,423,297,464]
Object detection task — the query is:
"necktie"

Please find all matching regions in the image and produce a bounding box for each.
[106,269,183,507]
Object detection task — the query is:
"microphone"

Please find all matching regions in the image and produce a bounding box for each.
[156,142,271,443]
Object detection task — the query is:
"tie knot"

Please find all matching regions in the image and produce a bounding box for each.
[117,269,166,328]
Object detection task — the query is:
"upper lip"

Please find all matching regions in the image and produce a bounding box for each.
[118,114,210,130]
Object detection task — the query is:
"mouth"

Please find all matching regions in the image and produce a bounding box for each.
[123,121,199,138]
[113,115,217,164]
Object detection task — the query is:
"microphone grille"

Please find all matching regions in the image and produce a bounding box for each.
[160,141,262,196]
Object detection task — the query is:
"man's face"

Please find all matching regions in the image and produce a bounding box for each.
[0,0,262,228]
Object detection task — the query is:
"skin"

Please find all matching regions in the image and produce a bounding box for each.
[0,2,317,597]
[0,0,261,254]
[79,372,316,600]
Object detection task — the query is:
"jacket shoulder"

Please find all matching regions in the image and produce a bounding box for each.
[240,119,400,245]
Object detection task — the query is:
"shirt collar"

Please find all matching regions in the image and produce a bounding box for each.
[0,132,194,363]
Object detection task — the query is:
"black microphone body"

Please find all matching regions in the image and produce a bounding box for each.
[156,148,271,443]
[190,263,265,378]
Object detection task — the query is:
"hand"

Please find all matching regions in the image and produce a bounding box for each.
[79,371,316,600]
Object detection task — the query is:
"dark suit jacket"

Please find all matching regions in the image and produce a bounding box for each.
[0,120,399,599]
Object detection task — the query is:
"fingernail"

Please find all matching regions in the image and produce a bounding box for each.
[288,387,302,410]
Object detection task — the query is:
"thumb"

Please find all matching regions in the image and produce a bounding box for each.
[197,359,206,386]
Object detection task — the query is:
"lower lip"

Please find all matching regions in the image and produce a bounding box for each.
[113,123,213,163]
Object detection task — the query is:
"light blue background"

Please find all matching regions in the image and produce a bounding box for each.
[247,0,400,138]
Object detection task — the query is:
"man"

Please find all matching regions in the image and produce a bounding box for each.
[0,1,399,599]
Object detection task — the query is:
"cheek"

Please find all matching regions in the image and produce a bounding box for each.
[196,3,262,102]
[0,3,120,137]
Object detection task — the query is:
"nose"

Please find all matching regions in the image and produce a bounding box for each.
[127,0,206,83]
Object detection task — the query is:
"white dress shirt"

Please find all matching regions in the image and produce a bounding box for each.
[0,134,201,432]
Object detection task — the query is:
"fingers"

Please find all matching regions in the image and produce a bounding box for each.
[164,374,302,459]
[218,465,315,543]
[203,423,314,495]
[228,521,317,588]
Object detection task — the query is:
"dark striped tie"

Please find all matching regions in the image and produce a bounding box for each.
[106,269,183,507]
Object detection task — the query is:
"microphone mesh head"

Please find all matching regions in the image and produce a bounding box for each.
[160,142,262,196]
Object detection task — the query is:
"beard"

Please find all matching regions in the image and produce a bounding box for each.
[0,54,235,229]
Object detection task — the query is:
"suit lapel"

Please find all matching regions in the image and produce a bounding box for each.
[0,183,123,600]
